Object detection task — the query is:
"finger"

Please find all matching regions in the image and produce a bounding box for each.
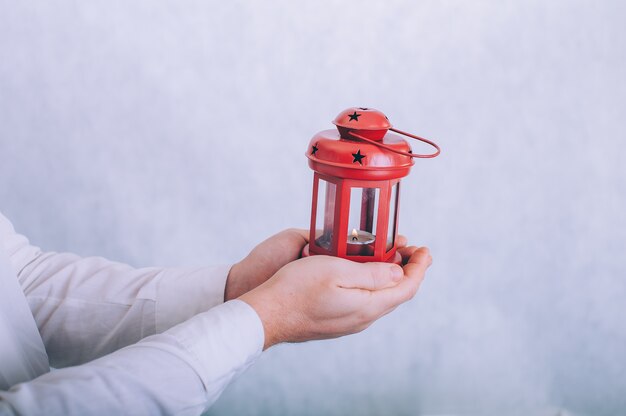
[247,229,309,272]
[402,247,432,281]
[282,229,309,259]
[396,235,408,248]
[337,261,404,291]
[367,247,432,310]
[273,228,308,248]
[269,229,309,257]
[397,245,418,265]
[285,228,309,243]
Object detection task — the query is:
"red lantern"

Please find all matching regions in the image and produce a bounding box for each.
[302,107,440,264]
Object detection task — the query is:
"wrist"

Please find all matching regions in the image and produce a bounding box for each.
[239,289,283,350]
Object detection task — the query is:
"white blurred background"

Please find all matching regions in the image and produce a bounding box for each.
[1,1,625,415]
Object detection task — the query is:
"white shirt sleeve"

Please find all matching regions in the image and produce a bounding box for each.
[0,299,265,415]
[1,214,234,368]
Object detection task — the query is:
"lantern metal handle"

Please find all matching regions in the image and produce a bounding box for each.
[348,128,441,158]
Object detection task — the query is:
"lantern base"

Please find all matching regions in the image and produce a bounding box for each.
[301,244,402,265]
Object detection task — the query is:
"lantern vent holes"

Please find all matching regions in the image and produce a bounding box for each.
[348,111,361,121]
[351,150,366,165]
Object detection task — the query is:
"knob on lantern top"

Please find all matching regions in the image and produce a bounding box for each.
[333,107,391,141]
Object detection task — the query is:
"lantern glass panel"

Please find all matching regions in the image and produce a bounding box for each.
[347,187,379,257]
[314,179,336,251]
[387,182,400,251]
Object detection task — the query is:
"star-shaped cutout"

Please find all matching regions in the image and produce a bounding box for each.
[311,144,319,156]
[352,149,366,165]
[348,111,361,122]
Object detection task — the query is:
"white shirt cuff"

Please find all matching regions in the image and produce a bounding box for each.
[154,265,231,333]
[165,299,265,398]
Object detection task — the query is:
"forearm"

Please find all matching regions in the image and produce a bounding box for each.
[0,300,263,415]
[0,337,208,416]
[2,211,234,367]
[19,250,231,367]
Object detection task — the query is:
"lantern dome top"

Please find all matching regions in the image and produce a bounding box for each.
[306,107,440,180]
[333,107,391,141]
[306,129,413,181]
[333,107,391,130]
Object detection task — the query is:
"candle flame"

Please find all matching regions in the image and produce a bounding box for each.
[351,228,358,241]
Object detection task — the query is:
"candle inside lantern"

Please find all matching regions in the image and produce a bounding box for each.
[346,228,375,256]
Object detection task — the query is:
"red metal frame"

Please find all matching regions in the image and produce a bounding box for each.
[309,174,401,263]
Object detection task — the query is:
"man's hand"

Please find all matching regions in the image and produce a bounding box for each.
[239,246,432,350]
[225,229,309,301]
[225,229,410,301]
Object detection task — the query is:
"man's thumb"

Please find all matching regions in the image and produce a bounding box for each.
[339,262,403,290]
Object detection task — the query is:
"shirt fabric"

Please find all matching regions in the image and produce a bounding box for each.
[0,212,264,415]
